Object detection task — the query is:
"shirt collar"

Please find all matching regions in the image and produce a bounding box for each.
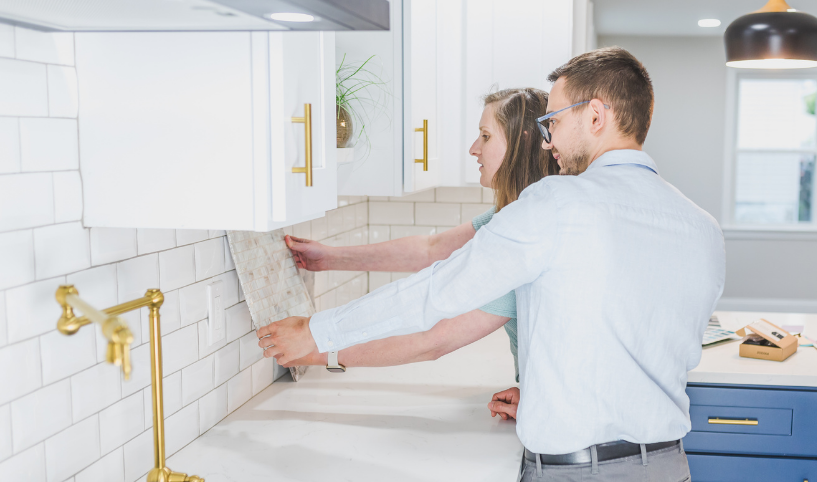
[583,149,659,176]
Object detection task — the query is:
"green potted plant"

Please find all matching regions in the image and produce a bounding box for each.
[335,54,390,158]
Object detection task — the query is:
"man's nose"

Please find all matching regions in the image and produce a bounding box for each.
[541,138,553,151]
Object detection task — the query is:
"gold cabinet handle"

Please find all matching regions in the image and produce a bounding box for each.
[414,119,428,171]
[708,418,759,426]
[291,103,313,187]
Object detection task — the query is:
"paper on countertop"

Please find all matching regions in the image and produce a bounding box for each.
[226,229,316,382]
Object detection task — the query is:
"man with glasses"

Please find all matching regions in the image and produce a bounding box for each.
[259,47,725,481]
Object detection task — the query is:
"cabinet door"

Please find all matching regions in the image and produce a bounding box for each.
[404,0,441,193]
[265,32,337,230]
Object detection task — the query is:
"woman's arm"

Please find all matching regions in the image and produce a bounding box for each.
[286,220,476,273]
[270,309,510,367]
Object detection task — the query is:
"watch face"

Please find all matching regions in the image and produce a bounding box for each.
[326,366,346,373]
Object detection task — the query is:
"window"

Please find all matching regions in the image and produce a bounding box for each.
[728,75,816,227]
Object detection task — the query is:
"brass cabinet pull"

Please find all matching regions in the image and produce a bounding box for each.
[414,119,428,171]
[291,103,313,187]
[708,418,759,426]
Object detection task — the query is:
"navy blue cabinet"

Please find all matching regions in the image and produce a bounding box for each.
[684,383,817,481]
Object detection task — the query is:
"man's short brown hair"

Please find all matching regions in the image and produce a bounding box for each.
[547,47,654,145]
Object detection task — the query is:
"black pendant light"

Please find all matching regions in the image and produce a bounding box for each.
[725,0,817,69]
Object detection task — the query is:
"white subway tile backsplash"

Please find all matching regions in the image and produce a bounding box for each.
[0,58,47,117]
[40,327,96,385]
[158,246,195,292]
[482,187,495,204]
[194,238,225,281]
[368,225,389,245]
[181,356,213,406]
[0,24,13,58]
[46,65,78,118]
[11,380,72,453]
[390,225,436,240]
[225,302,251,343]
[165,402,199,456]
[461,203,494,222]
[44,415,100,482]
[144,370,182,429]
[0,404,11,462]
[199,383,227,433]
[368,272,390,293]
[0,444,46,482]
[178,279,207,327]
[19,118,78,172]
[391,272,413,281]
[53,171,83,223]
[311,216,328,240]
[160,289,181,336]
[90,228,137,266]
[208,230,226,239]
[99,393,143,455]
[415,202,460,226]
[116,254,158,303]
[292,221,311,239]
[238,332,262,371]
[355,202,368,227]
[251,357,274,396]
[71,362,121,423]
[349,227,367,247]
[122,430,151,482]
[75,447,124,482]
[319,288,337,310]
[388,189,435,202]
[0,293,5,348]
[120,344,151,398]
[227,368,252,413]
[161,325,198,376]
[214,340,239,386]
[0,173,53,232]
[196,318,226,358]
[369,202,414,225]
[218,243,234,279]
[0,230,35,290]
[175,230,208,246]
[435,186,482,203]
[326,208,344,237]
[0,118,20,174]
[342,205,356,229]
[0,338,41,405]
[14,28,74,66]
[6,277,64,343]
[66,264,117,308]
[34,222,90,279]
[136,229,176,255]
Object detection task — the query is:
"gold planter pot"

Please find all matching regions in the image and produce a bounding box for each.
[336,105,353,148]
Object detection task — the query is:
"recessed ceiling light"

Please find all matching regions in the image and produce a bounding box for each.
[268,13,315,22]
[698,19,722,28]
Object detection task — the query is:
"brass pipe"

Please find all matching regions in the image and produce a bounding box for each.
[56,285,203,482]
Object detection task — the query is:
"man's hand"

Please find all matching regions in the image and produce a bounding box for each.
[277,348,327,367]
[488,387,520,420]
[285,235,331,271]
[256,316,319,366]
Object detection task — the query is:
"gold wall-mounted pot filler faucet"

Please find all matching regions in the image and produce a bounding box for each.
[56,285,204,482]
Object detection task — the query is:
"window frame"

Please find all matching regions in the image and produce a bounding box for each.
[722,68,817,235]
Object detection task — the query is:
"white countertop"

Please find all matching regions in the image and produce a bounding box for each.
[168,330,523,482]
[688,311,817,388]
[168,311,817,482]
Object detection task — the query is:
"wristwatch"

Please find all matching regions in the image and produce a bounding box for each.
[326,351,346,373]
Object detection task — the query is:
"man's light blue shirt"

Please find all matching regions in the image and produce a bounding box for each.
[310,149,726,455]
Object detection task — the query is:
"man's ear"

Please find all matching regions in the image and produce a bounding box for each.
[588,99,608,135]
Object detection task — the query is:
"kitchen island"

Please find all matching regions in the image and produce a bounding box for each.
[168,329,524,482]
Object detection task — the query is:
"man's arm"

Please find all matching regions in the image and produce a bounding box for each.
[259,182,558,364]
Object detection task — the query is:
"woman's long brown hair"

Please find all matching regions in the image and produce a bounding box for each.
[483,88,558,211]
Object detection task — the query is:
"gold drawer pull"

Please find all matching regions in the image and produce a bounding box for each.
[708,418,758,426]
[414,119,428,171]
[291,103,313,187]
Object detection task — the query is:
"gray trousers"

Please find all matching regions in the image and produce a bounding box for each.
[518,443,691,482]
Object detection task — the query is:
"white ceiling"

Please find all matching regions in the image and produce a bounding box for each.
[594,0,817,37]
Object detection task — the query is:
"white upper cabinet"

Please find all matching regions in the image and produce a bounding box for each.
[336,0,574,195]
[75,31,336,231]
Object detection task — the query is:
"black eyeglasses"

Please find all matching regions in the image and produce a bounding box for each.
[536,101,610,143]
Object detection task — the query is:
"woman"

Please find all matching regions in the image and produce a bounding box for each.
[266,88,557,419]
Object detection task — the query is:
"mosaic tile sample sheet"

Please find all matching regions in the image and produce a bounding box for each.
[227,229,315,381]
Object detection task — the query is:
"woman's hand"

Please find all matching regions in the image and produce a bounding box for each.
[488,387,520,420]
[285,235,331,271]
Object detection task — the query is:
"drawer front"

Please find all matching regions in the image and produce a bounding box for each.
[688,453,817,482]
[690,405,792,435]
[684,385,817,457]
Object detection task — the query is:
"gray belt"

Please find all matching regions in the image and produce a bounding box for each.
[524,440,680,465]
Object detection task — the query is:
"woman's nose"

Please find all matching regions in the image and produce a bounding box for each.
[469,139,480,156]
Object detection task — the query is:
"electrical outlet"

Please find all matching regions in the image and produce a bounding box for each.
[207,280,225,346]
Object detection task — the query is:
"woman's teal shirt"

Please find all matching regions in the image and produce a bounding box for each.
[472,208,519,382]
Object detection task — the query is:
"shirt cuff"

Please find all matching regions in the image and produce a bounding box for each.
[309,307,344,353]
